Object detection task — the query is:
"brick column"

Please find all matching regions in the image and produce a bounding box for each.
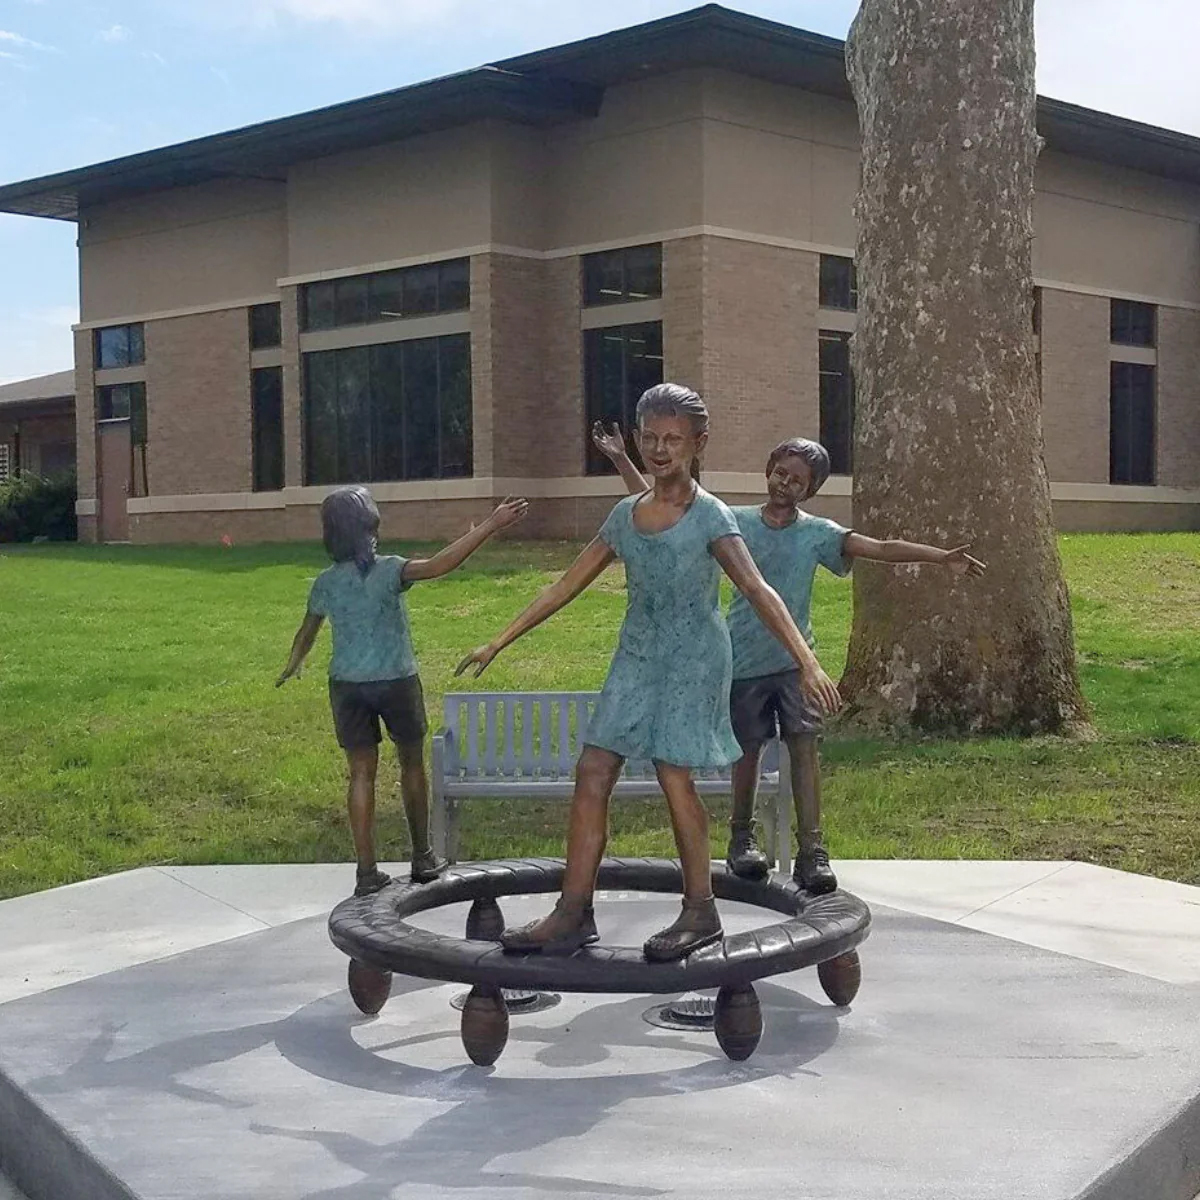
[1039,288,1110,483]
[73,326,98,543]
[280,286,303,488]
[1156,305,1200,489]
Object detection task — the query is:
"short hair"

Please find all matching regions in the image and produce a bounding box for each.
[320,486,380,574]
[635,383,710,483]
[766,438,832,498]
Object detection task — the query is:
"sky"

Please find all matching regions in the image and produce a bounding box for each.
[1,0,1198,384]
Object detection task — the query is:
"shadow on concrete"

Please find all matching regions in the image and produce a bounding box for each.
[29,976,842,1198]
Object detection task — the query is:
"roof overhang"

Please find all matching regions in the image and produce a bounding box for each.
[2,4,1199,224]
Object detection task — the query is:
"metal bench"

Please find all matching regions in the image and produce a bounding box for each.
[430,691,793,868]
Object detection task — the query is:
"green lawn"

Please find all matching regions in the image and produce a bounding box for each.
[1,533,1198,899]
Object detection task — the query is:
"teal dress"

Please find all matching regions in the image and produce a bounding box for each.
[584,487,744,769]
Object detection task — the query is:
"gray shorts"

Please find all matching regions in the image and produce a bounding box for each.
[730,669,823,749]
[329,675,428,750]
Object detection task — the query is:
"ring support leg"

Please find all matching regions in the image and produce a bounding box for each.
[817,950,862,1007]
[347,959,392,1015]
[465,897,505,941]
[460,984,510,1066]
[713,984,763,1061]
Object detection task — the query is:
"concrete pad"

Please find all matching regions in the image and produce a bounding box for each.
[1,897,1199,1200]
[158,863,405,928]
[834,858,1072,923]
[961,861,1200,984]
[0,868,267,1005]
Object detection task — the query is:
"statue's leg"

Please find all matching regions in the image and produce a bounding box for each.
[395,738,446,883]
[643,762,722,962]
[726,677,774,879]
[500,746,622,954]
[786,733,837,894]
[346,745,390,895]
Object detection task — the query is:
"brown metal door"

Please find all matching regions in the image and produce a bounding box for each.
[98,420,131,543]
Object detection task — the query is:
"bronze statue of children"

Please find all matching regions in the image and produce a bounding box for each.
[458,385,841,962]
[278,485,528,897]
[595,428,984,893]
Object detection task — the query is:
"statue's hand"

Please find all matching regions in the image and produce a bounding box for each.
[942,544,986,577]
[590,421,627,461]
[455,644,500,679]
[801,665,842,716]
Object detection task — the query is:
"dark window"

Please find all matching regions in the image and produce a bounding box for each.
[582,244,663,307]
[95,324,145,369]
[583,322,664,474]
[303,334,472,484]
[819,331,855,475]
[1110,362,1155,485]
[249,303,282,350]
[1032,287,1042,336]
[301,259,470,331]
[251,367,284,492]
[96,381,147,446]
[819,255,857,311]
[0,444,10,484]
[1111,299,1155,347]
[820,254,859,312]
[38,440,76,478]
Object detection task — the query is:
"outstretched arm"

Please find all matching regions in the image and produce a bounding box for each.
[844,533,985,577]
[710,535,842,714]
[276,611,324,686]
[455,538,616,677]
[591,421,648,495]
[403,497,529,583]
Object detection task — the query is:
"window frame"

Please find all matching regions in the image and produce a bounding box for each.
[1110,299,1156,348]
[818,255,858,312]
[94,323,146,369]
[1109,361,1156,486]
[301,333,473,486]
[818,329,855,476]
[249,303,283,350]
[300,259,471,332]
[582,244,664,308]
[582,320,665,475]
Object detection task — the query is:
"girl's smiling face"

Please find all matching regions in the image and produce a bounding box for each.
[636,414,706,479]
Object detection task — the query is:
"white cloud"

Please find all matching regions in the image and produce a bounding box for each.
[0,28,51,50]
[98,24,131,43]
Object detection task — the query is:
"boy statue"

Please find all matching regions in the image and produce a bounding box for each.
[593,426,984,893]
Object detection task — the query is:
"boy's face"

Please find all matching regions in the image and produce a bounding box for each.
[765,453,814,505]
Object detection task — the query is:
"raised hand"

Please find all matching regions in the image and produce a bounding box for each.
[941,544,986,577]
[455,644,500,679]
[489,496,529,530]
[801,664,842,716]
[590,421,628,461]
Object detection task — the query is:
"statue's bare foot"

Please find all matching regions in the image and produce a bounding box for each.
[500,897,599,955]
[643,896,722,962]
[354,866,392,897]
[410,849,448,883]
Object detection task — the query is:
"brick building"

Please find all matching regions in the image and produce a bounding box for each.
[0,371,76,486]
[0,5,1197,543]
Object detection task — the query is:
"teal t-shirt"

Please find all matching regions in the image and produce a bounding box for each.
[727,506,851,680]
[306,555,418,683]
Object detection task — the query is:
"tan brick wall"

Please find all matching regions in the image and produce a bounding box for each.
[280,286,303,487]
[74,327,97,507]
[699,237,819,473]
[662,236,704,392]
[1156,306,1200,489]
[1052,500,1200,532]
[144,309,252,495]
[128,497,499,545]
[1039,288,1110,483]
[541,256,585,477]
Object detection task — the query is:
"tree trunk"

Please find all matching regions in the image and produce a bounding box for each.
[841,0,1089,735]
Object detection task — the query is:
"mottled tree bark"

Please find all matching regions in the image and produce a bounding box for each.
[841,0,1089,735]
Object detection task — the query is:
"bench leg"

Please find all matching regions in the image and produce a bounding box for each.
[447,797,462,865]
[430,736,448,860]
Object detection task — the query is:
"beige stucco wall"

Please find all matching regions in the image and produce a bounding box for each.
[79,179,287,322]
[286,124,494,278]
[1034,152,1200,305]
